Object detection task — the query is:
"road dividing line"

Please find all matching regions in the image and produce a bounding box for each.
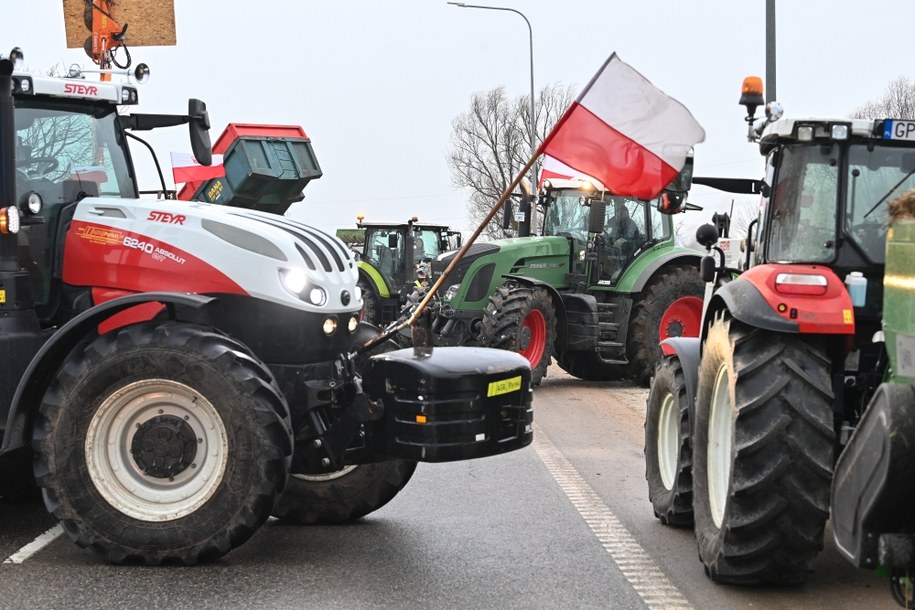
[532,423,692,610]
[4,525,63,564]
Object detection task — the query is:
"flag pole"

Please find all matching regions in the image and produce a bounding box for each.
[357,153,540,354]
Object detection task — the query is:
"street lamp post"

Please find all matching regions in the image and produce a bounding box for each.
[447,2,537,232]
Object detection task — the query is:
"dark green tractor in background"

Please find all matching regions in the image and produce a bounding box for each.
[346,216,462,328]
[430,169,705,387]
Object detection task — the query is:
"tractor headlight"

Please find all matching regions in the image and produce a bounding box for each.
[279,268,308,295]
[308,287,327,307]
[347,315,359,333]
[444,283,460,301]
[831,124,849,140]
[322,317,337,335]
[19,191,42,215]
[279,268,327,306]
[354,284,362,302]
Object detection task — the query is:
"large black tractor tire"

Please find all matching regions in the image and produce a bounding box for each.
[272,461,418,524]
[358,276,383,327]
[554,351,625,382]
[692,314,834,585]
[273,323,417,524]
[481,285,556,387]
[33,322,293,565]
[628,265,704,387]
[644,355,693,526]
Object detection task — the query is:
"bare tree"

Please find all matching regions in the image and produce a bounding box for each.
[448,84,575,239]
[728,199,759,238]
[850,76,915,119]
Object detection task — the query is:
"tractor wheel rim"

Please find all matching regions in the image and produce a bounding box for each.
[85,379,229,522]
[659,296,704,340]
[657,392,678,490]
[707,363,732,528]
[520,308,547,365]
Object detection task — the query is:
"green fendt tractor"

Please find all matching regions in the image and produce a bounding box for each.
[348,216,462,327]
[430,168,705,387]
[832,193,915,608]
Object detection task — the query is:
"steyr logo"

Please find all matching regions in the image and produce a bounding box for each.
[147,211,186,225]
[63,83,98,96]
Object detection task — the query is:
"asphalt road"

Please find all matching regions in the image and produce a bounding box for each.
[0,365,898,609]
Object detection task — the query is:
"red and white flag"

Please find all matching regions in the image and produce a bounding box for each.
[537,53,705,200]
[170,152,225,184]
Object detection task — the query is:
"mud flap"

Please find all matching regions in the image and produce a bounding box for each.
[832,382,915,568]
[362,346,533,462]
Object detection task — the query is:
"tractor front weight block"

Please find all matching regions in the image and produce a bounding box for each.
[362,346,533,462]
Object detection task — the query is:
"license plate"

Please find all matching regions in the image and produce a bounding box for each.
[883,119,915,140]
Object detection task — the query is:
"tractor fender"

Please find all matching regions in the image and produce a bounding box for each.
[1,292,215,455]
[501,274,572,351]
[659,336,701,417]
[703,280,799,335]
[619,249,702,294]
[357,263,391,298]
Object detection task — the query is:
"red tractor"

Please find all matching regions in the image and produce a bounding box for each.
[644,76,913,585]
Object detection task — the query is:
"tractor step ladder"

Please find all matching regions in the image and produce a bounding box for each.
[596,302,628,365]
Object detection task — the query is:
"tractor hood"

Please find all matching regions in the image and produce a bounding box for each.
[432,236,572,308]
[63,198,360,314]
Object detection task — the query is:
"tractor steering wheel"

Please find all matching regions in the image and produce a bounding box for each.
[16,156,59,177]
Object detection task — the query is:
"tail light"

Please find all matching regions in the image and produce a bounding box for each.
[775,272,828,296]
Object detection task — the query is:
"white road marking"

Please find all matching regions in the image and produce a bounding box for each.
[4,525,63,564]
[532,423,693,610]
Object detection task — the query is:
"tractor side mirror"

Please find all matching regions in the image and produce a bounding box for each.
[657,153,694,215]
[502,199,514,230]
[666,153,694,193]
[657,191,685,215]
[388,234,398,248]
[188,98,212,167]
[588,199,606,234]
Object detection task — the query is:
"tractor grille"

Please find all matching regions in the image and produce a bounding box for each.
[227,210,351,273]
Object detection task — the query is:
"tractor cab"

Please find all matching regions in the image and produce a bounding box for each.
[8,63,210,327]
[539,177,677,286]
[354,215,462,326]
[13,92,137,319]
[358,217,461,291]
[740,108,915,345]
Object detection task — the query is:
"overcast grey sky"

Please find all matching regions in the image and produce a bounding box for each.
[3,1,913,238]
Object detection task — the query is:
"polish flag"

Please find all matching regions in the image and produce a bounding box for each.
[170,152,225,184]
[538,53,705,200]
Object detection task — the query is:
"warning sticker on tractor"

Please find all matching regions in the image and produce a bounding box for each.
[843,309,853,324]
[77,225,125,246]
[487,376,522,397]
